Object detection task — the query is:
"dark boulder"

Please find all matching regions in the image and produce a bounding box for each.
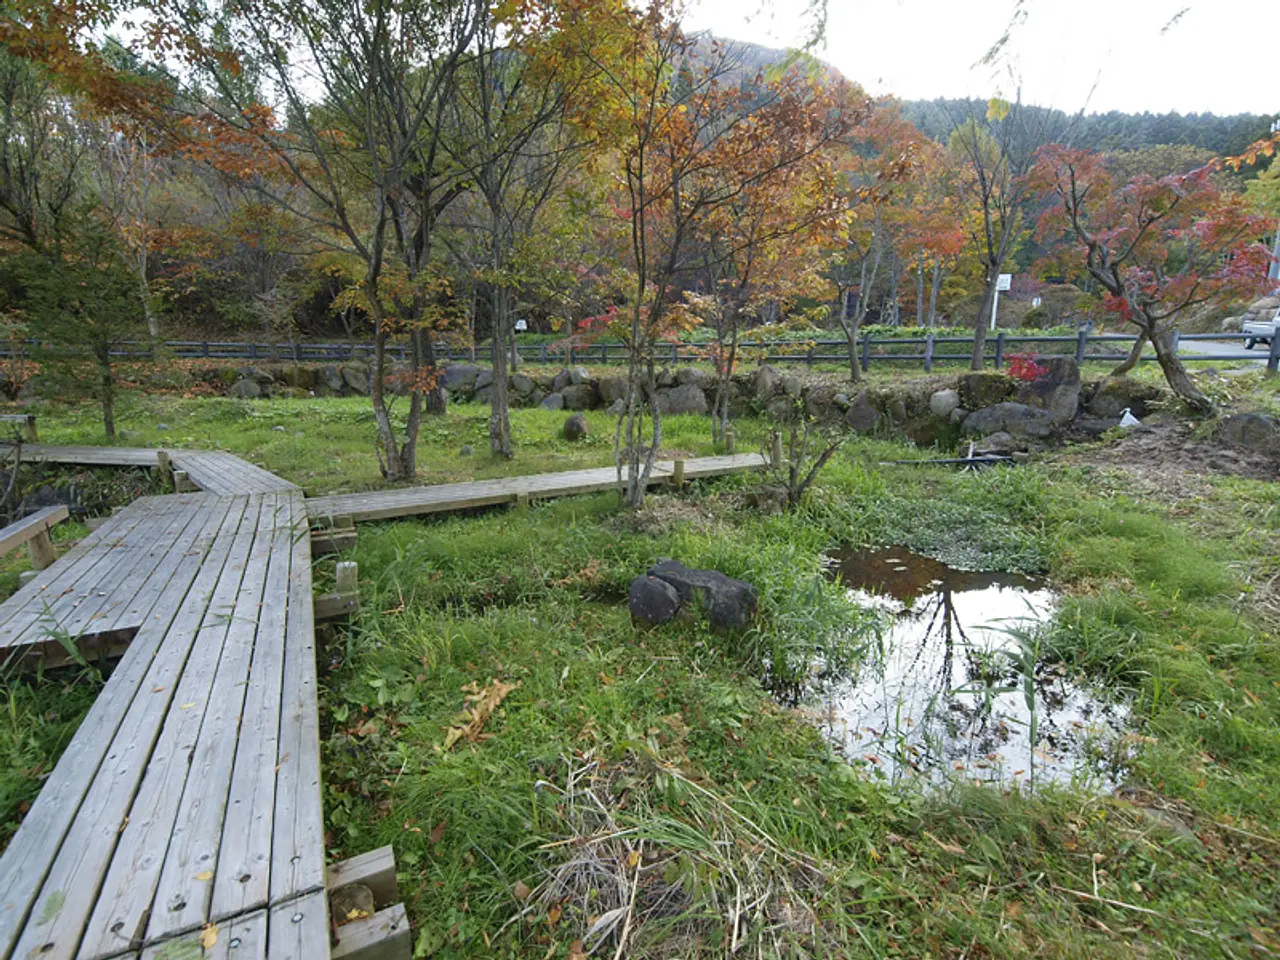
[341,364,370,394]
[598,376,630,405]
[1015,356,1080,423]
[647,560,758,631]
[1086,377,1165,419]
[539,392,565,411]
[960,401,1056,438]
[443,364,481,393]
[317,365,345,394]
[563,413,590,441]
[657,382,709,415]
[1217,413,1280,456]
[843,390,880,434]
[228,378,262,399]
[561,382,599,410]
[629,575,682,626]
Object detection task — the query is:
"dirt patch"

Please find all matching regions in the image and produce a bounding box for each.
[1059,417,1279,494]
[619,494,720,535]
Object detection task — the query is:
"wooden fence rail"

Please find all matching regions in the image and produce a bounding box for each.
[2,330,1276,373]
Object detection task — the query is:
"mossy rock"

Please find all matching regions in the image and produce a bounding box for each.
[959,372,1014,410]
[1085,377,1166,419]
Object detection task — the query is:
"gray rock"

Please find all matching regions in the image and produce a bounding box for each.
[561,382,599,410]
[228,378,262,399]
[832,393,851,411]
[1218,413,1280,455]
[460,444,474,456]
[156,423,170,431]
[341,365,370,394]
[843,390,880,434]
[629,575,682,626]
[1086,377,1165,419]
[539,392,565,411]
[656,368,676,388]
[1075,417,1121,437]
[647,560,757,631]
[563,413,590,441]
[675,367,707,387]
[569,365,591,386]
[550,368,573,393]
[598,376,630,404]
[929,388,961,418]
[273,425,286,432]
[1221,316,1243,333]
[782,375,803,398]
[753,364,782,400]
[949,407,970,425]
[443,364,481,392]
[510,373,535,396]
[887,398,908,422]
[961,402,1056,438]
[607,398,627,416]
[973,431,1021,455]
[318,366,345,393]
[657,382,708,415]
[1015,356,1080,423]
[474,369,495,392]
[765,395,795,421]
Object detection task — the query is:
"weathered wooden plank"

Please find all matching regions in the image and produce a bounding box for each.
[3,496,206,652]
[0,504,69,557]
[0,497,242,960]
[0,498,166,635]
[0,495,190,651]
[78,497,276,960]
[270,500,324,905]
[139,909,266,960]
[206,496,295,924]
[327,847,397,909]
[6,499,255,960]
[8,443,164,468]
[266,891,329,960]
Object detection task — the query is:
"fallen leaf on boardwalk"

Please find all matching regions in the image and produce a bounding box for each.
[442,679,518,750]
[195,870,213,881]
[200,923,217,949]
[346,908,370,921]
[180,702,196,710]
[513,880,531,901]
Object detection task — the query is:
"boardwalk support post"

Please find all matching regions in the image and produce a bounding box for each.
[311,515,357,555]
[723,423,736,454]
[329,846,411,960]
[672,459,685,489]
[770,432,784,468]
[156,451,173,486]
[316,560,360,621]
[172,470,197,493]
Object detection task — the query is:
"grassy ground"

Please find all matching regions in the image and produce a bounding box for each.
[2,388,1279,957]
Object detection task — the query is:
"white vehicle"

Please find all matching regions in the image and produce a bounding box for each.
[1243,307,1280,349]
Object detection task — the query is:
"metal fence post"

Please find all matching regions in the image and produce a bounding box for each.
[924,333,934,373]
[860,332,871,373]
[1269,335,1280,376]
[602,343,608,365]
[994,332,1005,368]
[568,343,575,365]
[1075,328,1088,364]
[203,341,210,358]
[807,343,815,367]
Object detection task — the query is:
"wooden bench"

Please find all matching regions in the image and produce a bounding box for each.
[0,413,37,442]
[0,504,69,571]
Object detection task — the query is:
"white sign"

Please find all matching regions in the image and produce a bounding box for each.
[1031,296,1042,308]
[996,273,1013,292]
[514,318,528,332]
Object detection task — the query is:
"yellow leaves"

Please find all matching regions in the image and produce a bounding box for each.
[986,97,1011,122]
[194,870,213,881]
[442,678,518,751]
[199,923,217,949]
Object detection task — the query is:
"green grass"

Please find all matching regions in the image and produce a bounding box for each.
[2,391,1279,957]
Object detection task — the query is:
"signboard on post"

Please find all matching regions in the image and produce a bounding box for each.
[990,274,1013,331]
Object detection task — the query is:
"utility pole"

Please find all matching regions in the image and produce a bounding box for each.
[1271,119,1280,283]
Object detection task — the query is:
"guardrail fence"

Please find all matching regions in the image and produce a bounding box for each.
[2,329,1277,373]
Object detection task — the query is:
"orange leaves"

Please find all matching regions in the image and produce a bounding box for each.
[441,679,519,751]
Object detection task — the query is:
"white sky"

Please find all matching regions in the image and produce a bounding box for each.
[684,0,1280,116]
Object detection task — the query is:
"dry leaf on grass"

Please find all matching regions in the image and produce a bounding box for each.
[442,679,518,750]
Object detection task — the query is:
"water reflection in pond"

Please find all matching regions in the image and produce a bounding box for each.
[812,546,1126,789]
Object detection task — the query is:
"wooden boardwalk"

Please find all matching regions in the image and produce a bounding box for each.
[0,442,766,959]
[306,453,769,522]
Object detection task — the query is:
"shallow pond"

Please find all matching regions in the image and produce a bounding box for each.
[810,546,1126,789]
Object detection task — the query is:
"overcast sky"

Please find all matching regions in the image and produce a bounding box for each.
[684,0,1280,116]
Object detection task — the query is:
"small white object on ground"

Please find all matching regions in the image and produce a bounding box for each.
[1118,407,1141,428]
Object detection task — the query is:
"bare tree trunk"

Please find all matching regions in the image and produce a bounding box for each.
[972,278,995,370]
[915,252,925,327]
[927,261,942,327]
[489,284,513,457]
[97,348,115,439]
[1150,325,1212,413]
[840,287,862,384]
[1109,329,1148,376]
[370,316,408,480]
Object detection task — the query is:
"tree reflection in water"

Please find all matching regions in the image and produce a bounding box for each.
[816,547,1126,789]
